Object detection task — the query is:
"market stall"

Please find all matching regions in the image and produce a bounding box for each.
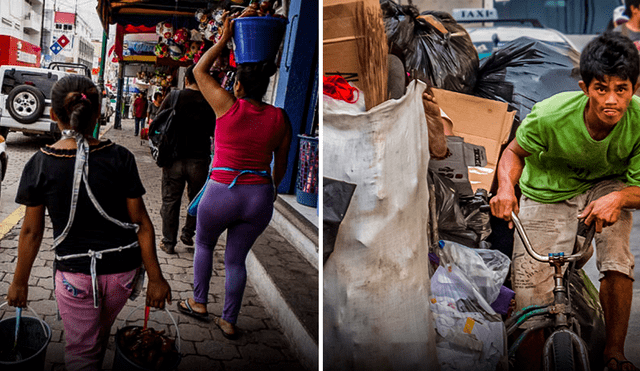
[96,0,318,201]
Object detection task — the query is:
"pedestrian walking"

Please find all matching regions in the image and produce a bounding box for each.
[177,14,292,340]
[133,92,148,136]
[6,75,172,371]
[490,32,640,371]
[147,92,164,124]
[157,64,215,254]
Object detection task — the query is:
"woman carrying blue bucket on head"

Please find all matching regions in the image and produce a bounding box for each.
[177,11,291,340]
[6,75,172,371]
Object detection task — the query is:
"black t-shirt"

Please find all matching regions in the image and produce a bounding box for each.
[162,89,216,160]
[16,140,145,275]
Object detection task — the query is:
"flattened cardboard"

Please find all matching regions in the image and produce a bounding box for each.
[432,88,516,192]
[323,1,363,89]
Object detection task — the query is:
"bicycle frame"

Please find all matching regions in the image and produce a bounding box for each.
[507,211,596,371]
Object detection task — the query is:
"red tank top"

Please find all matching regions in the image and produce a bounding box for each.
[211,99,286,185]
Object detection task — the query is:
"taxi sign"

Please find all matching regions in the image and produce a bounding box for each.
[452,8,499,22]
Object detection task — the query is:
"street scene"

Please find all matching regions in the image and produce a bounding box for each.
[324,0,640,370]
[0,0,318,370]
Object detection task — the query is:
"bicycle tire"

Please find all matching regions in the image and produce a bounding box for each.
[552,331,575,371]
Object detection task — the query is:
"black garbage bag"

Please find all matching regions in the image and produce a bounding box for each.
[474,37,581,126]
[323,177,357,264]
[429,169,492,248]
[567,268,606,371]
[380,0,479,94]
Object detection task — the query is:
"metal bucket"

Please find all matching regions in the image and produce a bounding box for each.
[0,303,51,371]
[112,304,181,371]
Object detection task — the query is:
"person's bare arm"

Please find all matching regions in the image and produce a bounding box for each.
[489,139,531,228]
[273,113,293,188]
[579,185,640,233]
[6,205,45,308]
[193,13,236,118]
[126,197,172,309]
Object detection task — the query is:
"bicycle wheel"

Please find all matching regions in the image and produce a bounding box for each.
[551,331,575,371]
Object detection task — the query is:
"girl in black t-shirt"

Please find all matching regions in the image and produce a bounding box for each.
[6,75,172,370]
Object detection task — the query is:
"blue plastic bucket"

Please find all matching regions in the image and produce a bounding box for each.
[233,17,288,64]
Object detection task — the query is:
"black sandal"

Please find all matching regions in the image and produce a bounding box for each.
[177,299,209,322]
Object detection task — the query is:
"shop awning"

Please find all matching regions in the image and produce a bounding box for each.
[97,0,215,29]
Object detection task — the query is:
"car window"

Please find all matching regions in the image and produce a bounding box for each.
[2,70,59,99]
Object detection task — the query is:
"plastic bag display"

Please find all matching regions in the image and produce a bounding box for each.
[323,177,357,264]
[438,240,511,305]
[474,37,581,124]
[430,263,507,371]
[380,1,479,94]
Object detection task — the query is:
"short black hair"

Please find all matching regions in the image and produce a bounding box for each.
[185,64,196,85]
[153,92,162,100]
[580,31,639,87]
[625,0,640,17]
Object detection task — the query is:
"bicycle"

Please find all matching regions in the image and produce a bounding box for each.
[506,210,597,371]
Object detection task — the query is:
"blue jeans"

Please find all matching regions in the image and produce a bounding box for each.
[134,117,145,135]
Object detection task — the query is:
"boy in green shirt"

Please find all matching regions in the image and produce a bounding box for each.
[491,32,640,371]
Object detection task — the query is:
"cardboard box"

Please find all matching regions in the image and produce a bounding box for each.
[429,136,487,196]
[432,88,516,193]
[323,0,363,89]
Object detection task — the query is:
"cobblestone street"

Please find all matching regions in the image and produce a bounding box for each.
[0,119,306,371]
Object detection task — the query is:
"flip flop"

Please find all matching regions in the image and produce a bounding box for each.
[606,357,640,371]
[213,315,239,340]
[177,299,209,322]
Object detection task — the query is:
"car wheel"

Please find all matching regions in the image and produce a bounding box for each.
[7,85,46,124]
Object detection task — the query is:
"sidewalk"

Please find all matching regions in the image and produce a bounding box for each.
[0,118,306,371]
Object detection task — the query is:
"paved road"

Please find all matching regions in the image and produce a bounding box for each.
[0,120,304,370]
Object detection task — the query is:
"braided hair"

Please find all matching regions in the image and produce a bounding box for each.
[50,75,100,136]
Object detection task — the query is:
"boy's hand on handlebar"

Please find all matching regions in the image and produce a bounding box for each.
[577,194,622,233]
[490,188,519,229]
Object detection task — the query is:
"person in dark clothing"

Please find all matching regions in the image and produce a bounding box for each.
[158,65,215,254]
[147,92,163,124]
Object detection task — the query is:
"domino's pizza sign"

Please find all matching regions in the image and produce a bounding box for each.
[452,8,499,22]
[50,42,62,55]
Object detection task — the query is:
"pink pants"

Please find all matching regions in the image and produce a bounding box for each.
[55,269,137,371]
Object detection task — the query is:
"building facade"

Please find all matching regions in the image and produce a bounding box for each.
[0,0,44,67]
[41,9,95,70]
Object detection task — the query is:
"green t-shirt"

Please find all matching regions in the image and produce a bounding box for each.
[516,91,640,203]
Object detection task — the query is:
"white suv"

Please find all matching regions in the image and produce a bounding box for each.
[0,63,93,139]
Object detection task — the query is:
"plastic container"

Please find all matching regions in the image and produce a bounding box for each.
[233,16,288,64]
[0,304,51,371]
[296,135,318,208]
[113,304,182,371]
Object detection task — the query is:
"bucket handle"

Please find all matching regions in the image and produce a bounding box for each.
[120,303,181,353]
[0,302,49,336]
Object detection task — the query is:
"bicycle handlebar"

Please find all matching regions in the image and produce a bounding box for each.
[510,211,596,263]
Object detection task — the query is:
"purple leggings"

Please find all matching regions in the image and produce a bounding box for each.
[193,179,274,324]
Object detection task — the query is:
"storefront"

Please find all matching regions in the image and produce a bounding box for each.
[97,0,318,198]
[0,35,41,67]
